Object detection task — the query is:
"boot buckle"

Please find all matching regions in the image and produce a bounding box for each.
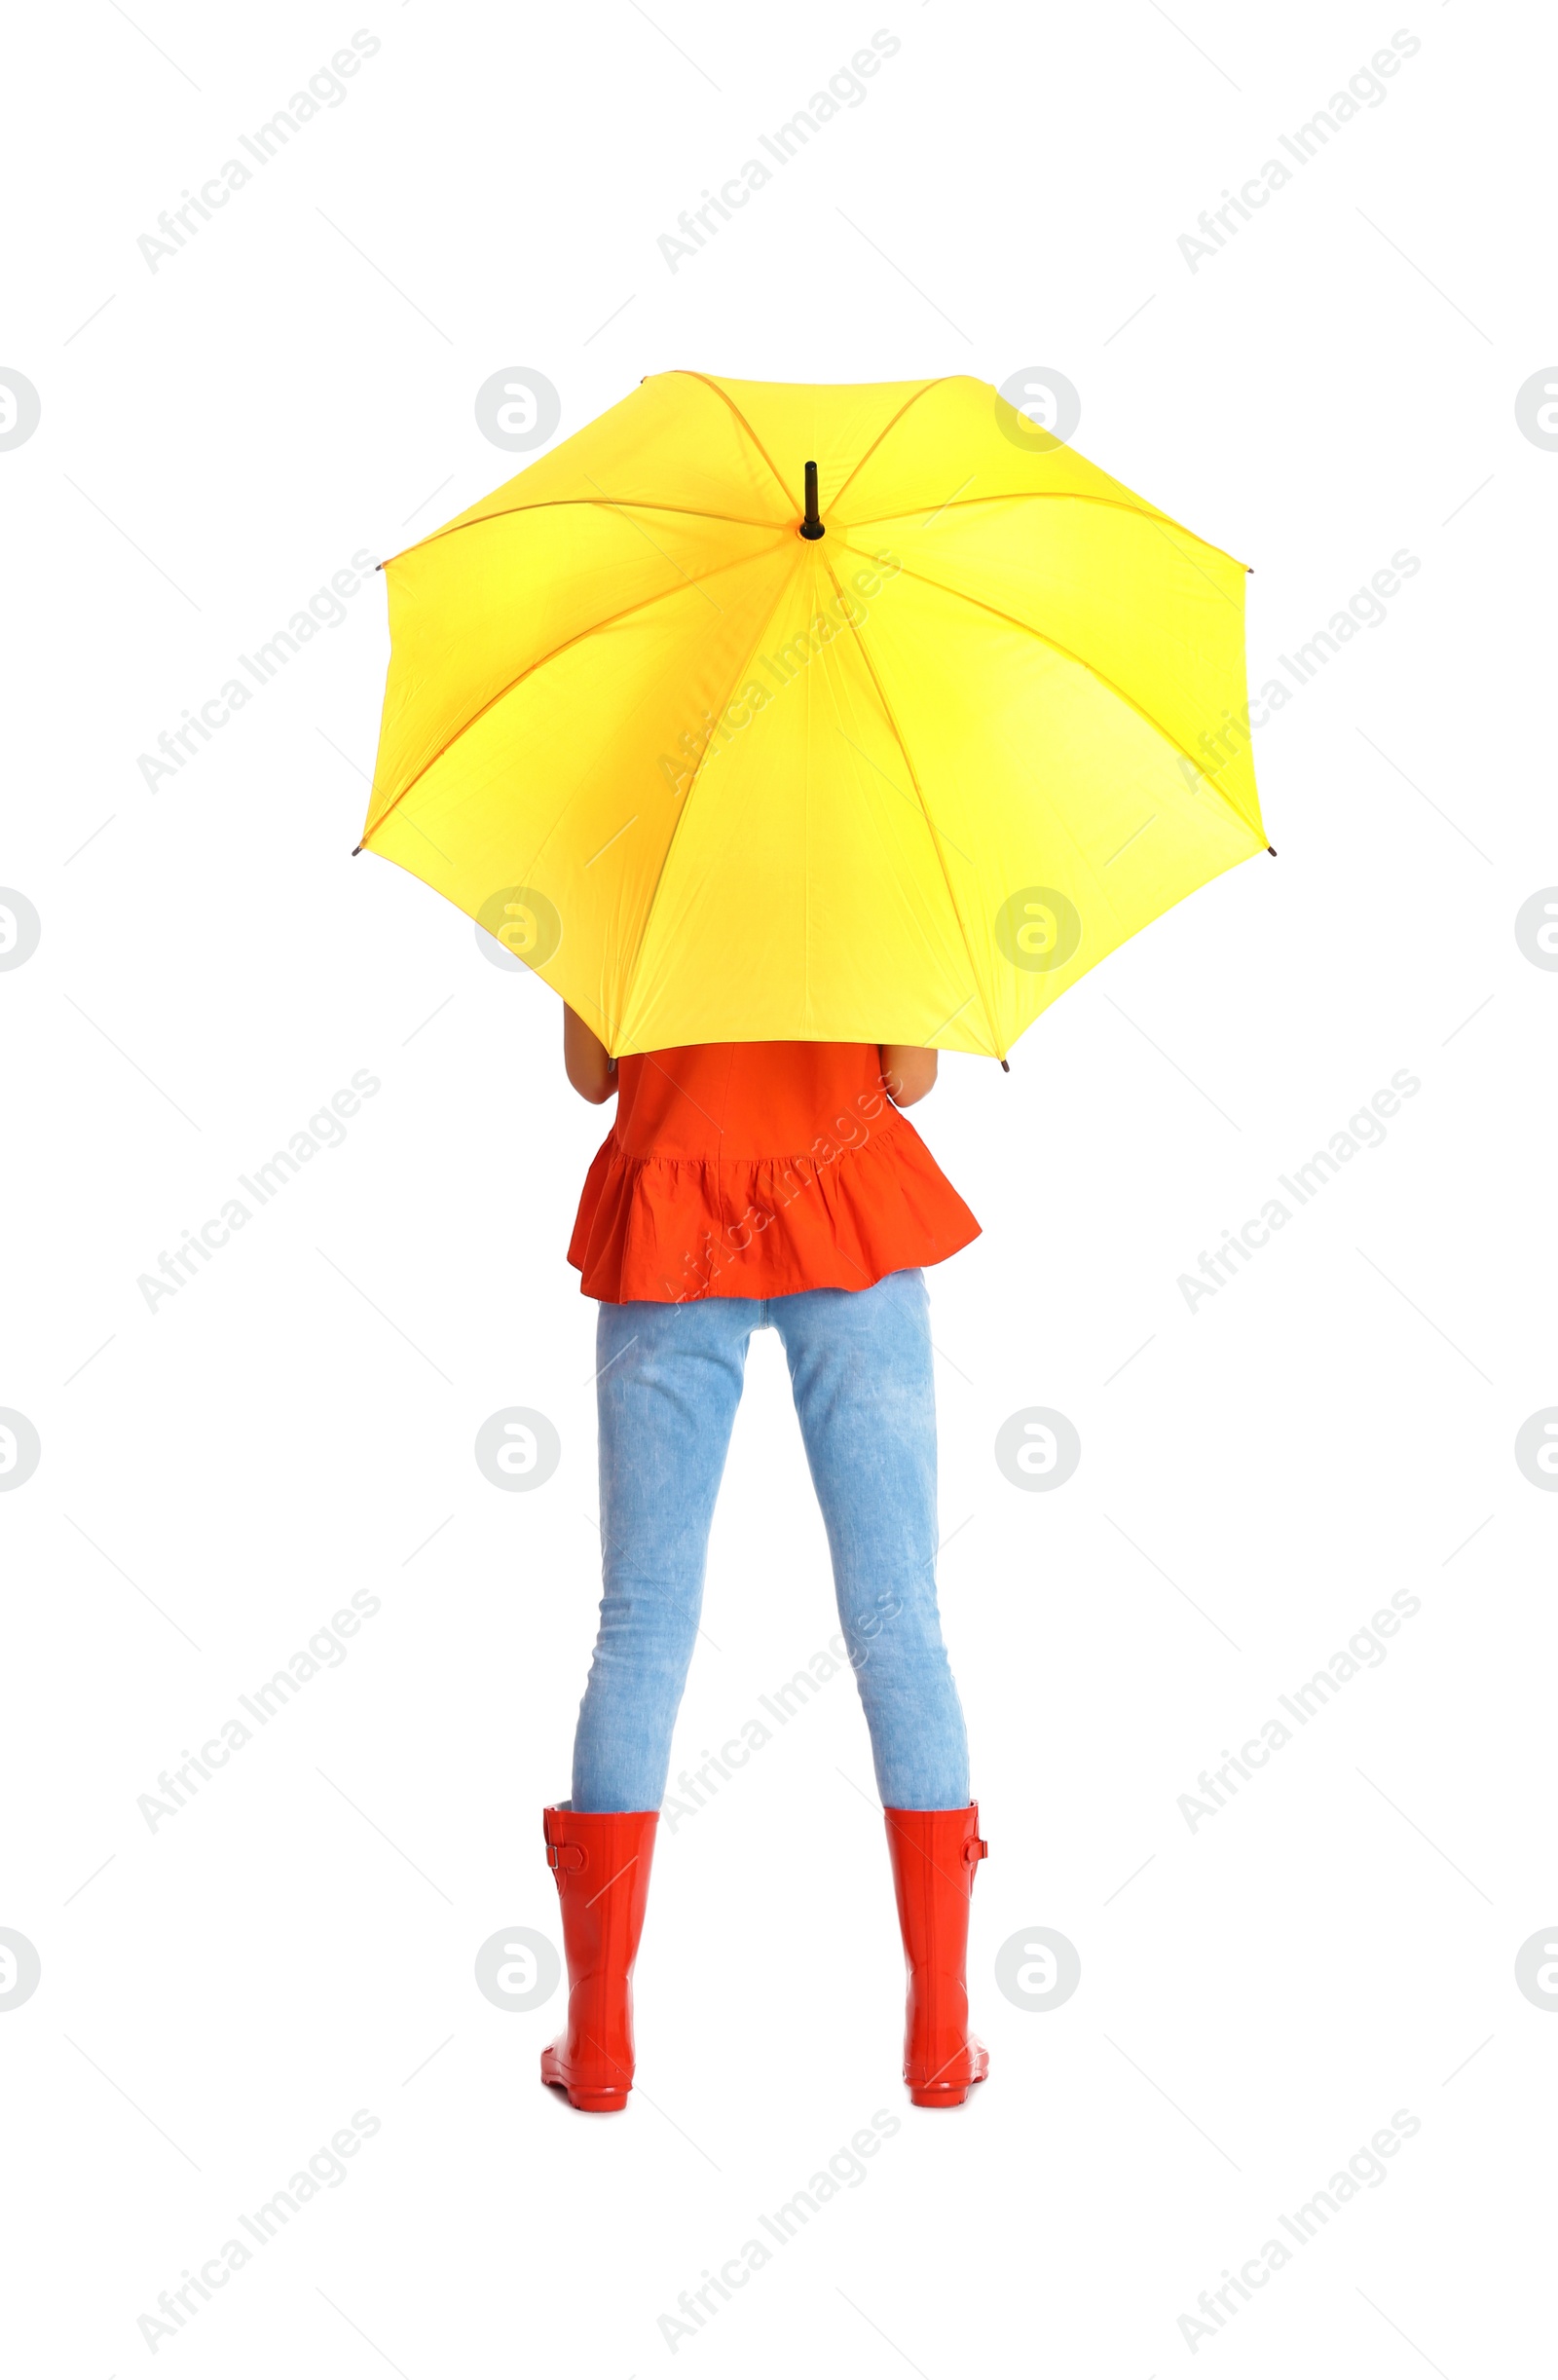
[546,1841,587,1873]
[964,1834,987,1868]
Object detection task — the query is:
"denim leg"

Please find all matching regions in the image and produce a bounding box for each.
[572,1296,759,1811]
[772,1269,971,1809]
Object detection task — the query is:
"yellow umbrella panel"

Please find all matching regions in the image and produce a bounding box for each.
[359,371,1267,1059]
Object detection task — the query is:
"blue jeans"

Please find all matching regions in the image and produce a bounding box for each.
[572,1268,970,1813]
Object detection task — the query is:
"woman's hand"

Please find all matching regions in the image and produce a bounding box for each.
[879,1045,938,1107]
[564,1005,618,1103]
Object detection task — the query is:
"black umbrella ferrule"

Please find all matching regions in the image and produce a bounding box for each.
[799,460,825,539]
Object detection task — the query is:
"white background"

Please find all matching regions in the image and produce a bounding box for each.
[3,0,1555,2370]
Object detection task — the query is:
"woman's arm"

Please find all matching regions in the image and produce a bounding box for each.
[564,1005,617,1103]
[879,1045,938,1108]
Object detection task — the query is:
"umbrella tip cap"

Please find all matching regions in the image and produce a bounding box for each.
[1267,844,1277,857]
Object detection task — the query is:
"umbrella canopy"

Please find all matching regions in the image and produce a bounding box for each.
[358,371,1267,1059]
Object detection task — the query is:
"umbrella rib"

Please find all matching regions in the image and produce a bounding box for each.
[362,536,790,844]
[668,370,796,514]
[828,377,959,511]
[819,550,1003,1060]
[843,487,1245,567]
[614,549,806,1046]
[835,538,1259,839]
[393,496,788,563]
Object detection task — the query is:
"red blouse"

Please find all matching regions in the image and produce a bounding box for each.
[568,1042,980,1304]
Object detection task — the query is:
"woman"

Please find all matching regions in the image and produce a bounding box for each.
[540,1013,989,2111]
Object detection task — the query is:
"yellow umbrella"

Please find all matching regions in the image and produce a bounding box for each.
[357,372,1268,1060]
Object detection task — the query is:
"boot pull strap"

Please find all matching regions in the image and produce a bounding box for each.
[542,1814,588,1873]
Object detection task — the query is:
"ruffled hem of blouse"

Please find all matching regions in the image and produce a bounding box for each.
[568,1114,981,1303]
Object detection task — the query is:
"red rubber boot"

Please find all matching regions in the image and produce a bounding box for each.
[883,1802,989,2107]
[539,1804,658,2112]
